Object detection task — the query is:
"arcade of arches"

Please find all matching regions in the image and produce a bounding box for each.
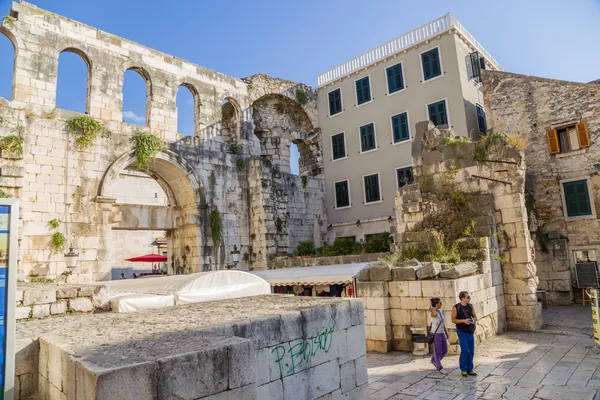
[0,3,326,282]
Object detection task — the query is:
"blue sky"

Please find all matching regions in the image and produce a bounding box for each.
[1,0,599,174]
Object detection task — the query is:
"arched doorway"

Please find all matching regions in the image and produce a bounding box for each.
[98,150,206,276]
[252,93,322,176]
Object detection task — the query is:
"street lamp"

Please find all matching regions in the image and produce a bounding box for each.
[231,245,241,264]
[64,245,79,282]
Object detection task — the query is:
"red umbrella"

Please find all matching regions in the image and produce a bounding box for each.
[125,254,168,263]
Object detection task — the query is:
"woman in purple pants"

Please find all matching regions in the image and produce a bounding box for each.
[430,298,449,374]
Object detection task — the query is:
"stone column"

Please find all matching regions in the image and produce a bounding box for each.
[356,265,393,353]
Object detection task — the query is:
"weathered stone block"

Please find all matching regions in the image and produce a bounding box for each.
[365,297,389,310]
[439,262,479,279]
[32,304,50,318]
[228,338,256,389]
[77,359,157,400]
[356,281,387,297]
[78,285,98,297]
[50,300,67,315]
[408,281,422,297]
[391,266,417,281]
[358,268,370,282]
[388,281,408,297]
[282,360,340,400]
[23,287,56,306]
[257,380,283,400]
[416,262,442,279]
[340,360,356,394]
[390,309,410,326]
[157,346,228,399]
[16,306,30,320]
[56,287,77,299]
[369,265,392,281]
[68,297,93,312]
[348,299,364,326]
[345,325,367,361]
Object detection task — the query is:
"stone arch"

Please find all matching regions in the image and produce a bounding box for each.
[252,93,322,176]
[57,47,93,113]
[98,150,206,275]
[123,66,153,126]
[221,96,242,142]
[0,27,17,101]
[176,83,200,136]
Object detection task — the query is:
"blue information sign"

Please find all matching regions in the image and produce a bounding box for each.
[0,205,10,399]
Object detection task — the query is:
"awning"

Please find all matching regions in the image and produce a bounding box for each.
[250,263,374,287]
[125,254,168,262]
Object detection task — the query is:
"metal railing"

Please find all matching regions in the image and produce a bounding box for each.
[316,14,502,88]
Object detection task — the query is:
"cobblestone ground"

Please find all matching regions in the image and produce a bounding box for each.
[367,306,600,400]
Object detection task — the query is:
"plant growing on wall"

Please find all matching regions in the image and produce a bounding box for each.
[294,88,308,106]
[228,143,242,155]
[301,175,308,189]
[209,209,222,247]
[0,135,24,157]
[48,218,60,229]
[236,159,244,171]
[293,240,316,257]
[0,189,11,199]
[50,232,66,253]
[66,115,112,150]
[276,217,285,234]
[132,131,164,171]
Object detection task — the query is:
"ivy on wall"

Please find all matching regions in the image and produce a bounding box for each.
[132,131,164,170]
[66,115,111,150]
[210,209,222,247]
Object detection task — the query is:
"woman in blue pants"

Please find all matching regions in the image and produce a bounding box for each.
[452,291,477,377]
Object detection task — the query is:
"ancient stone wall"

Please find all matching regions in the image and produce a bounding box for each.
[391,122,542,331]
[0,3,326,281]
[16,296,367,400]
[482,70,600,305]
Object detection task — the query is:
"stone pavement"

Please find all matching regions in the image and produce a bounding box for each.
[367,306,600,400]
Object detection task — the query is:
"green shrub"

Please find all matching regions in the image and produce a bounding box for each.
[209,209,222,247]
[441,136,471,148]
[323,238,363,256]
[295,88,308,106]
[365,232,392,253]
[293,240,316,257]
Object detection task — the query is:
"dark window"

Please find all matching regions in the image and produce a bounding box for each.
[421,48,442,81]
[476,104,487,133]
[564,180,592,217]
[364,174,381,203]
[328,89,342,116]
[466,51,486,82]
[331,133,346,160]
[386,63,404,94]
[392,112,409,143]
[396,167,414,188]
[355,77,371,105]
[427,100,448,127]
[360,123,376,152]
[335,180,350,208]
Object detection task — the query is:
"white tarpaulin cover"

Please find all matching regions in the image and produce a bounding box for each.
[250,263,373,287]
[105,270,271,313]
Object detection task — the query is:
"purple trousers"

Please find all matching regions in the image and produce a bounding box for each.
[431,333,448,370]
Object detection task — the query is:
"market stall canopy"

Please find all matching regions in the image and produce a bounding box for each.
[250,263,373,287]
[125,254,168,262]
[104,270,271,312]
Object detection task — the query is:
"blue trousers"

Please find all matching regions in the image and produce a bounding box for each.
[456,328,475,372]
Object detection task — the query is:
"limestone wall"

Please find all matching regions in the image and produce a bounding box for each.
[357,237,505,353]
[0,3,327,280]
[482,70,600,305]
[268,253,385,269]
[390,121,542,331]
[16,295,367,400]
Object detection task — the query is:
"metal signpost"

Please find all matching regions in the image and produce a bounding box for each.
[0,200,19,400]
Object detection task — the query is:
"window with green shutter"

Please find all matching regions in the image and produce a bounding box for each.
[334,180,350,208]
[386,63,404,94]
[563,180,592,217]
[392,112,409,143]
[331,133,346,160]
[364,174,381,203]
[328,88,342,116]
[360,123,376,152]
[421,48,442,81]
[396,167,414,188]
[355,77,371,105]
[427,100,448,127]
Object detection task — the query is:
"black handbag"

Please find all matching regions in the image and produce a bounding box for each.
[427,315,443,344]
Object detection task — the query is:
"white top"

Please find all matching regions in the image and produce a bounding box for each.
[431,309,446,334]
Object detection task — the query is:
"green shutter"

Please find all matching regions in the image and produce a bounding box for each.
[564,180,592,217]
[387,67,395,93]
